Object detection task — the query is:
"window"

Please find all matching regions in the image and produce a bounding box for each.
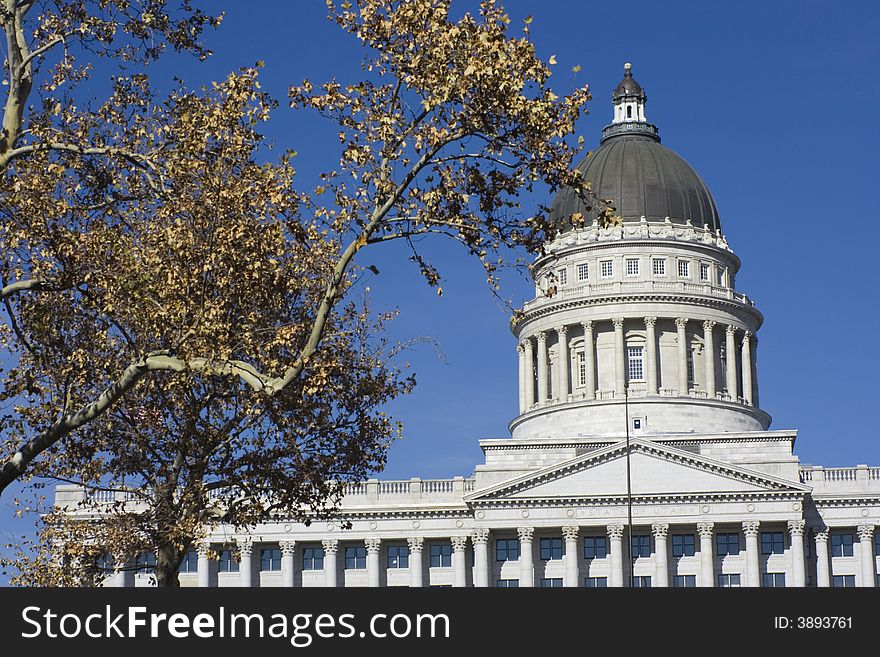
[583,536,607,560]
[600,260,613,278]
[496,538,520,562]
[762,573,786,588]
[178,550,198,574]
[136,551,156,574]
[671,534,695,557]
[430,544,452,568]
[627,105,632,119]
[831,532,854,557]
[540,578,563,588]
[717,267,725,286]
[387,545,409,569]
[345,545,367,569]
[557,268,568,285]
[700,262,710,282]
[716,533,740,556]
[261,548,282,572]
[540,537,563,561]
[496,579,519,588]
[303,547,324,571]
[577,351,587,387]
[673,575,696,588]
[633,418,642,430]
[625,258,640,276]
[761,531,785,556]
[652,258,666,277]
[95,553,115,574]
[627,346,644,382]
[577,263,589,282]
[876,538,880,557]
[832,575,856,588]
[218,549,239,573]
[718,574,741,587]
[584,577,608,588]
[632,576,652,587]
[631,534,651,558]
[678,260,690,278]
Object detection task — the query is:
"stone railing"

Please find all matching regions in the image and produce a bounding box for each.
[799,465,880,494]
[545,218,733,252]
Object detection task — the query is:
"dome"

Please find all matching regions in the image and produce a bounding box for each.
[612,62,645,101]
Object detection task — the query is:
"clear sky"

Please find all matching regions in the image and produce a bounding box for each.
[2,0,879,582]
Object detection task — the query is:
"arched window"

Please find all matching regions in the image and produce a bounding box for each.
[627,105,632,118]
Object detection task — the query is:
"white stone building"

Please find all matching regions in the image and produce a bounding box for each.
[56,64,880,589]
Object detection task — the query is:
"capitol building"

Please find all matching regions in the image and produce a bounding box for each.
[56,65,880,588]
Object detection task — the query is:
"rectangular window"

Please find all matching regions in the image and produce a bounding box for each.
[558,268,568,285]
[762,573,786,588]
[686,347,694,387]
[631,534,651,558]
[136,551,156,574]
[345,545,367,570]
[600,260,614,278]
[577,263,589,282]
[718,574,741,587]
[260,548,282,572]
[700,262,710,282]
[761,531,785,556]
[577,351,587,387]
[583,536,607,560]
[671,534,696,557]
[584,577,608,588]
[178,550,198,574]
[430,544,452,568]
[303,547,324,571]
[716,533,741,556]
[678,260,690,278]
[832,575,856,588]
[218,549,239,573]
[627,346,644,382]
[496,579,519,588]
[496,538,520,562]
[625,258,640,276]
[632,576,652,588]
[652,258,666,277]
[831,532,854,557]
[717,267,725,286]
[540,578,564,588]
[540,537,564,561]
[673,575,696,588]
[387,545,410,569]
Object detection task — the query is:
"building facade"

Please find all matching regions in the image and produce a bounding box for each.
[55,64,880,588]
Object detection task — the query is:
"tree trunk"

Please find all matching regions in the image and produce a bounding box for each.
[155,541,182,588]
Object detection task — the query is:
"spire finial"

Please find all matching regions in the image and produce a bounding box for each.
[624,62,632,77]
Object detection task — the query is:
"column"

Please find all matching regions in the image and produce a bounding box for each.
[815,531,830,588]
[115,551,135,588]
[472,529,490,588]
[743,521,760,587]
[582,321,596,400]
[607,524,625,588]
[562,525,580,588]
[725,325,738,398]
[280,540,296,587]
[323,539,339,588]
[858,525,876,587]
[651,523,669,588]
[196,543,211,588]
[523,338,535,409]
[697,522,715,588]
[556,326,569,402]
[752,337,760,407]
[365,538,382,588]
[451,536,469,588]
[644,317,658,395]
[613,318,626,397]
[239,539,253,588]
[741,331,753,405]
[703,320,716,398]
[518,527,535,587]
[788,520,806,588]
[517,343,527,413]
[407,537,424,588]
[536,332,548,405]
[675,318,688,396]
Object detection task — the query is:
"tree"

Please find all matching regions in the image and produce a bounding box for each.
[2,0,602,586]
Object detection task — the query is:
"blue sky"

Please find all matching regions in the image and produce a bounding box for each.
[2,0,879,580]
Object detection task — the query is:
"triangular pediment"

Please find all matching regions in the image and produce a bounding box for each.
[465,438,809,502]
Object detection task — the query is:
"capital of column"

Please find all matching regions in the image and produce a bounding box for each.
[787,520,806,537]
[702,320,716,332]
[536,331,547,344]
[726,324,737,337]
[364,538,382,554]
[195,541,211,559]
[607,524,625,540]
[742,330,752,344]
[517,526,535,542]
[556,325,568,338]
[562,525,580,542]
[742,521,760,537]
[644,316,657,329]
[857,524,875,541]
[237,538,253,557]
[815,530,829,544]
[581,320,594,333]
[279,540,297,556]
[471,528,490,545]
[407,537,424,553]
[612,317,625,330]
[517,342,525,355]
[651,522,669,539]
[675,317,688,330]
[451,536,469,552]
[322,539,339,555]
[696,522,715,539]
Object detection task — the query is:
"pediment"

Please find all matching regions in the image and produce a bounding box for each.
[465,438,809,502]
